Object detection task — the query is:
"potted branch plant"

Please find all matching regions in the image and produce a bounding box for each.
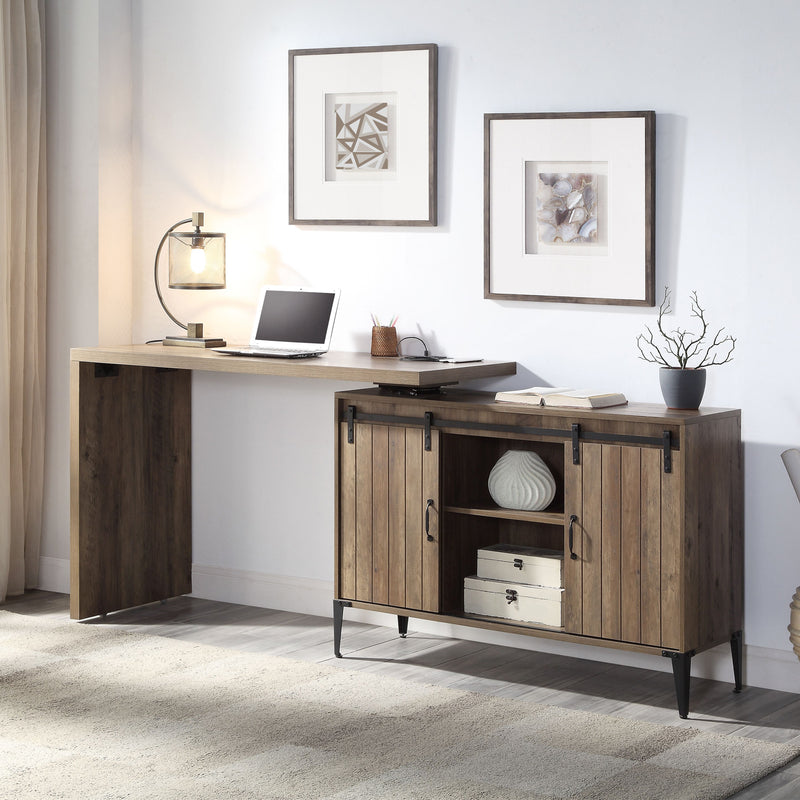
[636,287,736,409]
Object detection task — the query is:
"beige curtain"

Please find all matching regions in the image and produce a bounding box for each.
[0,0,47,602]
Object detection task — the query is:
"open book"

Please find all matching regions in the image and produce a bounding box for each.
[495,386,627,409]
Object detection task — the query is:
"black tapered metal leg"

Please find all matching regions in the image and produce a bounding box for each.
[663,649,694,719]
[730,630,743,693]
[333,600,351,658]
[398,615,409,638]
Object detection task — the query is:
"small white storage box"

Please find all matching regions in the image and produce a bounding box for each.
[477,543,563,588]
[464,575,564,627]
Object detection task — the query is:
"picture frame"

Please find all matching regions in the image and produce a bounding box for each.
[289,44,438,226]
[484,111,655,305]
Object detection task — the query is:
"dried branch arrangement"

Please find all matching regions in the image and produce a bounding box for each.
[636,287,736,369]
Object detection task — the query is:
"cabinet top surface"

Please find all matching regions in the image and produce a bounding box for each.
[336,387,741,425]
[70,345,516,387]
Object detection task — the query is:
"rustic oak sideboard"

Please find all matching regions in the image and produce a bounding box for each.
[333,388,743,718]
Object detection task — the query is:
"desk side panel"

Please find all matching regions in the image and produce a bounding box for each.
[682,413,744,652]
[70,362,192,619]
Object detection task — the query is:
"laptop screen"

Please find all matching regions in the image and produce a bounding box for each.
[253,287,338,346]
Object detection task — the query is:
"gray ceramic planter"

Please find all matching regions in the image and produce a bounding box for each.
[659,367,706,410]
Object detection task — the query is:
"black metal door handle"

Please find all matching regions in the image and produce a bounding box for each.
[425,499,435,541]
[568,514,579,560]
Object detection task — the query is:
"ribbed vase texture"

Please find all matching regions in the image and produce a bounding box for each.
[488,450,556,511]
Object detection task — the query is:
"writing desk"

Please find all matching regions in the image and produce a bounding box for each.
[69,345,516,620]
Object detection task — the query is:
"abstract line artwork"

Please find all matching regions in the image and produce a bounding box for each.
[335,102,390,170]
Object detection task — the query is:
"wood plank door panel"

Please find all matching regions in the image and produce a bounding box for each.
[339,422,439,612]
[565,441,681,648]
[581,444,603,638]
[620,447,642,644]
[338,421,357,600]
[601,445,622,643]
[563,442,583,634]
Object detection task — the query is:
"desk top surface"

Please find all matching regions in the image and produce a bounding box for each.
[70,345,517,387]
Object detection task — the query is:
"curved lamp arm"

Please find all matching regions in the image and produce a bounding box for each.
[153,217,192,331]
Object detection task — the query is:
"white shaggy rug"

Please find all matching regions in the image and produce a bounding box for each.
[0,610,796,799]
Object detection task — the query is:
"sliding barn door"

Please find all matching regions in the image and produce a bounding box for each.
[338,423,440,612]
[564,442,681,650]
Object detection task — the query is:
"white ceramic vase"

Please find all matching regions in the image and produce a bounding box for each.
[488,450,556,512]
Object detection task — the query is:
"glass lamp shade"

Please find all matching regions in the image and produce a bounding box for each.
[168,231,226,289]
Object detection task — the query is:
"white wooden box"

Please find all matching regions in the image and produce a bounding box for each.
[464,575,564,627]
[477,543,563,588]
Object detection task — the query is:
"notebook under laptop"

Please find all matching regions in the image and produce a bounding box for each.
[214,285,340,358]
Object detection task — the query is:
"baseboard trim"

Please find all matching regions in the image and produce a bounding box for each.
[37,556,70,595]
[191,563,332,617]
[191,565,800,693]
[343,609,799,695]
[45,557,800,694]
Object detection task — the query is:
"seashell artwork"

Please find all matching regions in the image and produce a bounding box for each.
[488,450,556,512]
[536,172,599,245]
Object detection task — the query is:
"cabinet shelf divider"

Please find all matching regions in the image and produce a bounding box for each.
[444,505,565,526]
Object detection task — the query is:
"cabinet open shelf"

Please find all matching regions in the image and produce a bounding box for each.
[445,505,564,526]
[461,611,565,633]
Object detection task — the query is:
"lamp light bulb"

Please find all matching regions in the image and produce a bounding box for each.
[190,246,206,274]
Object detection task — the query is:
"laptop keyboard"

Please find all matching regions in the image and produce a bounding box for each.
[215,346,321,358]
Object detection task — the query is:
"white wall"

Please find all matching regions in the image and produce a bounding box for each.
[43,0,800,692]
[41,0,134,591]
[42,0,101,586]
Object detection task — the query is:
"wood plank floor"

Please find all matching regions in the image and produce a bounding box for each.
[3,591,800,798]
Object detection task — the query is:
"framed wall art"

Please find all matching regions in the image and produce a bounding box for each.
[484,111,655,305]
[289,44,438,226]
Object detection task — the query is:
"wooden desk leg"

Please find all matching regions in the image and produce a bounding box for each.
[70,361,192,620]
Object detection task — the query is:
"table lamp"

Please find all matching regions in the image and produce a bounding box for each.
[154,211,226,347]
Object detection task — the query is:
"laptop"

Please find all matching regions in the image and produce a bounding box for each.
[214,285,340,358]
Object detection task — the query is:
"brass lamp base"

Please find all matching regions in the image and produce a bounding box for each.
[162,322,225,348]
[162,336,226,348]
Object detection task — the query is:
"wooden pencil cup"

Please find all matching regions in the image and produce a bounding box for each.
[371,326,398,357]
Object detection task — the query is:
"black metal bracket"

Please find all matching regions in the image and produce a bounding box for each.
[424,412,433,451]
[568,514,579,560]
[376,384,448,396]
[424,498,435,541]
[730,630,743,693]
[663,430,672,473]
[342,408,679,464]
[572,423,581,464]
[94,363,119,379]
[333,599,352,658]
[662,648,695,718]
